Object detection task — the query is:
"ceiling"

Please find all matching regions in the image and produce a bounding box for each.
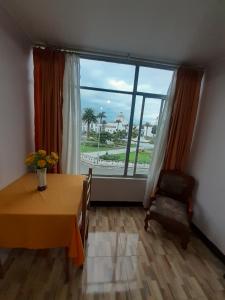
[1,0,225,66]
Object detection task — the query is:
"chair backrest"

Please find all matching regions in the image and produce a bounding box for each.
[157,170,195,202]
[80,168,92,244]
[85,168,92,209]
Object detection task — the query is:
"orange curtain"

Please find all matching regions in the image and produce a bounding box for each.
[163,66,203,172]
[33,48,65,173]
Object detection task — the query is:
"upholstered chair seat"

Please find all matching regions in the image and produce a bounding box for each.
[150,196,189,227]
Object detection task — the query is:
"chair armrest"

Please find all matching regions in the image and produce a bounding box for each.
[144,187,159,210]
[148,195,157,209]
[144,196,157,211]
[149,187,159,204]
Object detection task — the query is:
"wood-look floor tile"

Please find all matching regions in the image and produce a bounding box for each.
[0,207,225,300]
[84,256,128,285]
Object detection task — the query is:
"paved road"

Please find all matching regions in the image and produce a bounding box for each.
[83,144,154,158]
[84,147,135,158]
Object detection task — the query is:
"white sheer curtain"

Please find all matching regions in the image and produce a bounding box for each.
[61,54,81,174]
[143,72,177,208]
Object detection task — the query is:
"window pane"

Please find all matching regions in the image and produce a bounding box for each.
[137,67,173,94]
[80,59,135,91]
[80,89,132,176]
[127,97,163,176]
[127,96,142,176]
[135,98,162,175]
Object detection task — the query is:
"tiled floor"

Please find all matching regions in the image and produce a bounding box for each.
[0,207,225,299]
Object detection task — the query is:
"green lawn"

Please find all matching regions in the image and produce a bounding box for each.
[100,150,152,164]
[80,144,125,153]
[115,151,152,164]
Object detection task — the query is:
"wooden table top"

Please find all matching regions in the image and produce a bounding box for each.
[0,173,85,216]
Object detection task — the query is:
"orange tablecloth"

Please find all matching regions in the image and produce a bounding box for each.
[0,173,85,266]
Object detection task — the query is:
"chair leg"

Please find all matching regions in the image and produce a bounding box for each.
[144,210,151,231]
[64,248,70,282]
[85,219,89,241]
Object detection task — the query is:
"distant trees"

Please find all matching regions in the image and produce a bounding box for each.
[99,132,112,144]
[111,130,125,145]
[113,129,126,140]
[132,127,138,139]
[82,108,97,137]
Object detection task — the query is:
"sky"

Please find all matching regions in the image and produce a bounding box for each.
[80,58,173,125]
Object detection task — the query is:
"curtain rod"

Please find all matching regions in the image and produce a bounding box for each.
[33,43,178,70]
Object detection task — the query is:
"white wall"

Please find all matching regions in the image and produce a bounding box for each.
[91,177,146,202]
[0,7,33,189]
[189,60,225,254]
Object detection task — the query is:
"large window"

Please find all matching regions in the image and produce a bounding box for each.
[80,58,173,177]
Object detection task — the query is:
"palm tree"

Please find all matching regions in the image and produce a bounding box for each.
[97,111,106,124]
[97,111,106,133]
[115,119,121,131]
[144,122,151,137]
[82,108,97,137]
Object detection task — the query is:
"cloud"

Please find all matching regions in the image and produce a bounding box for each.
[80,89,132,122]
[137,83,153,92]
[107,79,133,91]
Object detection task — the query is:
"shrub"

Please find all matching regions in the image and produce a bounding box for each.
[100,154,119,161]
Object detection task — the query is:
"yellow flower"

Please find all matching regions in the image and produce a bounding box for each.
[51,152,58,161]
[38,149,46,157]
[25,155,34,165]
[37,159,46,168]
[46,157,56,166]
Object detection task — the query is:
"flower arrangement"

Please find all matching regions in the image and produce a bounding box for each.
[25,150,59,169]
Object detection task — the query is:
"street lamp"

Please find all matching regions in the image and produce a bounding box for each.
[97,107,103,163]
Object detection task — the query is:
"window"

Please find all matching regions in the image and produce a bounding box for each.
[80,58,173,177]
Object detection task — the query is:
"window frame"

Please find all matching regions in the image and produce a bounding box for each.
[79,54,175,178]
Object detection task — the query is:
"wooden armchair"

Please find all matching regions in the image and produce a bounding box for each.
[144,170,195,249]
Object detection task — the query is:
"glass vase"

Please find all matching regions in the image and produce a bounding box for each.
[37,168,47,191]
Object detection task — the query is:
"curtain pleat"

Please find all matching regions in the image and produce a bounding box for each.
[61,54,81,174]
[33,48,65,173]
[163,66,203,172]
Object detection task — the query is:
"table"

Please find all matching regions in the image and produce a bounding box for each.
[0,173,85,267]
